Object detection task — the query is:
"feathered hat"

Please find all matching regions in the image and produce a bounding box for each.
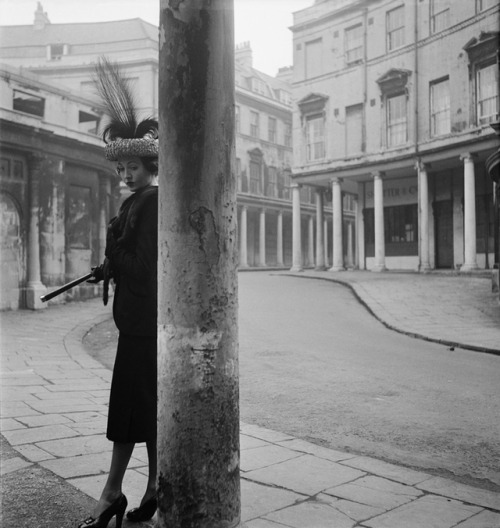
[94,57,159,161]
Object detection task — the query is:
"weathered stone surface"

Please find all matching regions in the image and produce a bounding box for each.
[240,444,303,472]
[363,495,481,528]
[245,454,364,495]
[240,479,303,522]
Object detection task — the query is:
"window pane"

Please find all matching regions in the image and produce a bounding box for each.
[387,6,405,51]
[306,116,325,161]
[387,94,407,146]
[477,63,499,124]
[345,25,363,64]
[13,90,45,117]
[430,79,450,136]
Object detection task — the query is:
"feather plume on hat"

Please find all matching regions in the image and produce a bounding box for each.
[93,57,159,161]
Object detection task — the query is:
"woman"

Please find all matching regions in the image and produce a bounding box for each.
[78,59,159,528]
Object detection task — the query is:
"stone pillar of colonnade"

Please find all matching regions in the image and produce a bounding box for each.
[324,219,329,267]
[460,153,479,271]
[26,154,47,309]
[308,215,314,267]
[259,208,266,267]
[417,161,431,272]
[329,177,345,271]
[239,206,248,268]
[346,221,354,269]
[315,189,326,270]
[355,186,364,270]
[290,183,303,272]
[372,171,387,272]
[276,211,284,267]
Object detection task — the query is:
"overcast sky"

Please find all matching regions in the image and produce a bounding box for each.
[0,0,314,76]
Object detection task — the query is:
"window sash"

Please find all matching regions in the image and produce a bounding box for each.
[430,79,450,136]
[345,25,363,64]
[306,117,325,161]
[250,111,260,137]
[387,6,405,50]
[387,94,407,147]
[268,117,277,143]
[477,63,499,124]
[431,0,449,33]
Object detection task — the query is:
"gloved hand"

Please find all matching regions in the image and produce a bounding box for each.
[87,264,104,284]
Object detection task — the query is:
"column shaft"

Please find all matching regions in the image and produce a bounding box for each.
[330,178,345,271]
[373,172,386,272]
[461,154,478,271]
[276,211,284,267]
[239,206,248,268]
[315,190,326,270]
[290,184,303,271]
[259,209,266,267]
[418,162,431,271]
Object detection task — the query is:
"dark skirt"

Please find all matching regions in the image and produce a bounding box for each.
[107,333,157,443]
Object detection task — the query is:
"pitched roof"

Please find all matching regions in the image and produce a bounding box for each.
[0,18,157,48]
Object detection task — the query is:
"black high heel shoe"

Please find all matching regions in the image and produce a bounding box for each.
[126,495,157,522]
[78,494,127,528]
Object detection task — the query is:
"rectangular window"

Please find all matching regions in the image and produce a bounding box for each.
[305,38,323,79]
[250,111,260,138]
[277,170,291,199]
[249,161,261,194]
[387,6,405,51]
[279,90,291,106]
[235,105,240,133]
[430,78,450,136]
[477,62,499,125]
[430,0,449,34]
[364,204,418,256]
[306,115,325,161]
[284,122,292,147]
[13,90,45,117]
[345,24,363,64]
[78,110,99,135]
[252,78,267,96]
[49,43,65,60]
[268,117,277,143]
[345,104,363,155]
[386,93,407,147]
[266,167,277,197]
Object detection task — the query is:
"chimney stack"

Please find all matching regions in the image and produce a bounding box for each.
[34,2,51,30]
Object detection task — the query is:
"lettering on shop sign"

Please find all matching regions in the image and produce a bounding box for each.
[366,185,418,199]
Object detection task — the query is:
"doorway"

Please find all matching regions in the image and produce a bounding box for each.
[434,200,454,269]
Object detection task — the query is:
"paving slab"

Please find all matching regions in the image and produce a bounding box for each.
[324,475,422,511]
[34,434,109,457]
[2,423,80,445]
[416,476,500,511]
[454,509,500,527]
[316,493,385,523]
[361,494,482,528]
[276,437,356,463]
[244,454,365,496]
[240,478,304,522]
[0,456,33,475]
[240,444,303,472]
[264,498,356,528]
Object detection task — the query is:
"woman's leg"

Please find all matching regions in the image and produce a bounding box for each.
[142,438,157,503]
[94,441,135,515]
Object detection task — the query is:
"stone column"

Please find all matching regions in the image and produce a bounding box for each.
[158,1,241,526]
[98,172,110,264]
[372,171,386,272]
[26,154,47,309]
[259,208,266,267]
[308,215,314,267]
[324,219,329,268]
[346,221,354,269]
[461,153,478,271]
[330,177,345,271]
[239,206,248,268]
[417,161,431,272]
[290,183,303,271]
[276,210,284,267]
[356,183,365,270]
[315,189,326,270]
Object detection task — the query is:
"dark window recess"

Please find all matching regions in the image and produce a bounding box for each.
[364,204,418,257]
[13,90,45,117]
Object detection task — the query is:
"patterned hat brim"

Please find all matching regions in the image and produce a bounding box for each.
[105,138,159,161]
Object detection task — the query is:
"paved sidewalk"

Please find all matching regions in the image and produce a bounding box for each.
[1,272,499,527]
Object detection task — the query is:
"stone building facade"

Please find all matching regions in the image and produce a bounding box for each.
[0,64,119,310]
[290,0,499,272]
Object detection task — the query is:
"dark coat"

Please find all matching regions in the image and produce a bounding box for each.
[106,185,158,336]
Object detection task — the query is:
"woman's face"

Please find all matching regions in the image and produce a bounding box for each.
[115,157,154,192]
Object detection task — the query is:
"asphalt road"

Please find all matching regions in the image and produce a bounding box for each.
[84,272,500,492]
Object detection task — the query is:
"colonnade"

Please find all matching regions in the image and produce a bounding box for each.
[290,153,480,272]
